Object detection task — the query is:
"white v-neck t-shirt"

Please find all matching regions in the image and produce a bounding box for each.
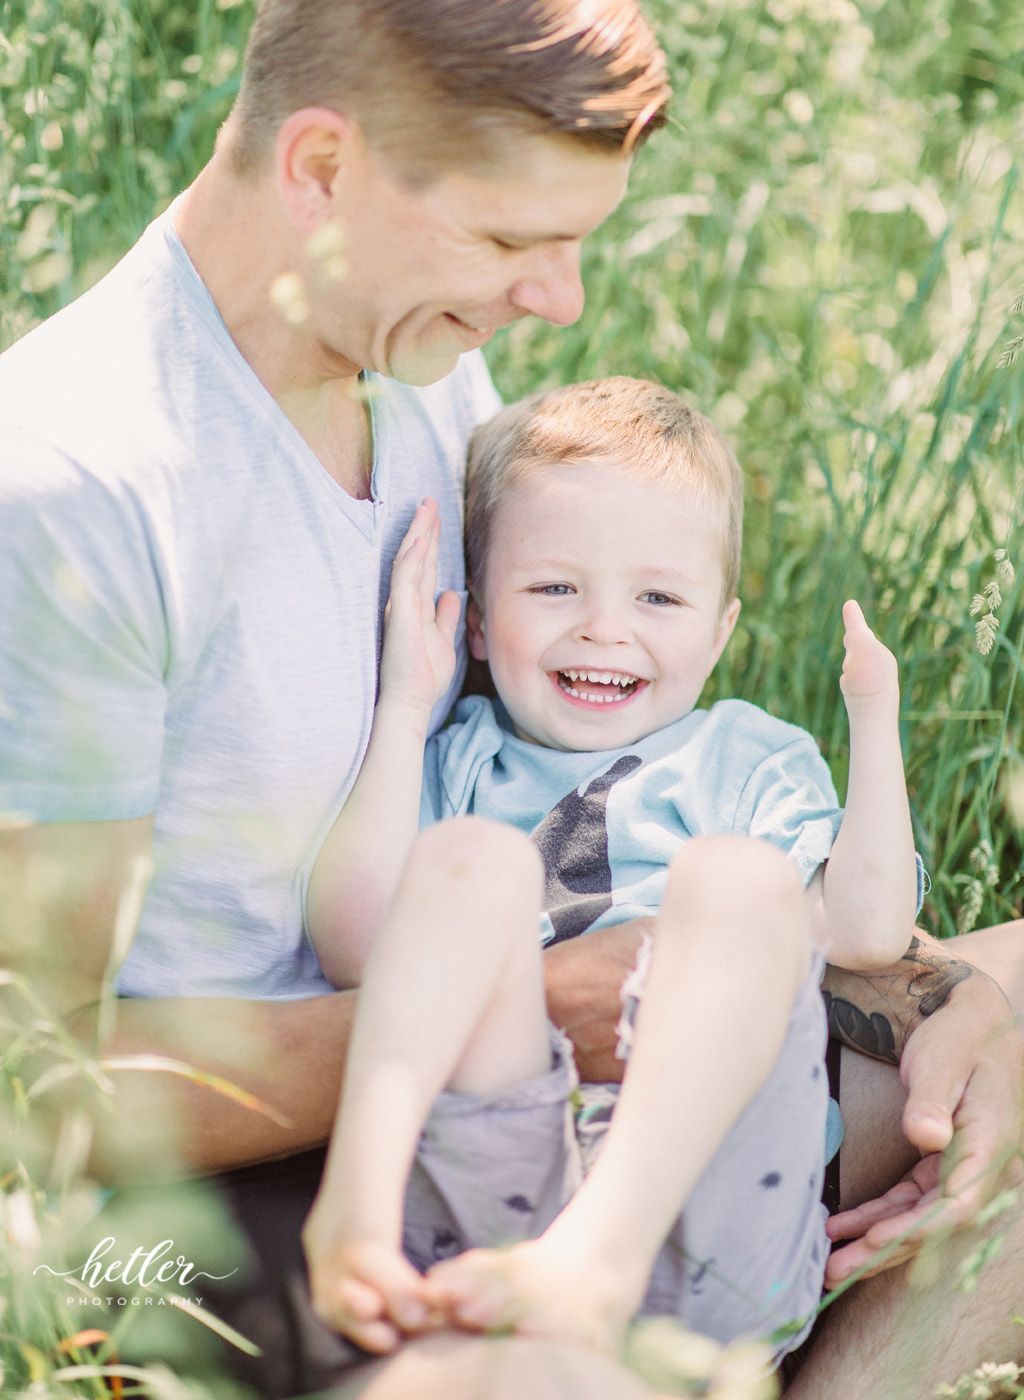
[0,212,500,998]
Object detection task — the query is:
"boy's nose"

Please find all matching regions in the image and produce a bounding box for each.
[575,604,632,646]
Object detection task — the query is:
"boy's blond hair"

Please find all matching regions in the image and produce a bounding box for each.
[465,377,743,606]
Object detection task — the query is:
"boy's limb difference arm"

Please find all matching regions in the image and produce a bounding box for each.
[543,919,653,1082]
[822,600,918,969]
[1,816,355,1182]
[822,939,1024,1282]
[307,500,460,985]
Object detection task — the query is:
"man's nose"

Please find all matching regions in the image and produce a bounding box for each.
[509,241,585,327]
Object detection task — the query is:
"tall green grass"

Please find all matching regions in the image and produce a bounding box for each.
[5,0,1017,933]
[1,2,1022,1394]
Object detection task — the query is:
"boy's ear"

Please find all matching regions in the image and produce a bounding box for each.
[466,594,489,661]
[709,597,741,671]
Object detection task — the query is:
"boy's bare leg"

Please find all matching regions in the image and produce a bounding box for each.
[303,816,550,1355]
[431,834,814,1351]
[787,918,1024,1399]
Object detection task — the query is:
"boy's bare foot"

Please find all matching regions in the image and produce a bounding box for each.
[427,1238,637,1353]
[307,1237,441,1353]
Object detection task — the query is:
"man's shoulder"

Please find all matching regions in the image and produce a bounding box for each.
[0,215,228,491]
[2,216,172,390]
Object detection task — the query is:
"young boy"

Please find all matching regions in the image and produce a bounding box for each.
[301,378,920,1366]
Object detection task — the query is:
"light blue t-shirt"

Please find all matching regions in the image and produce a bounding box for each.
[0,212,500,999]
[422,695,847,945]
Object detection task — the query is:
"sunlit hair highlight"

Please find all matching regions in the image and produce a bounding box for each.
[228,0,669,179]
[466,377,744,608]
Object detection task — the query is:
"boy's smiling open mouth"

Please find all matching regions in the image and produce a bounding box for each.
[552,669,645,705]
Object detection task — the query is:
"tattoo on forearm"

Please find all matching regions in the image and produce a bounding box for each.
[823,990,899,1065]
[824,937,976,1063]
[902,935,973,1016]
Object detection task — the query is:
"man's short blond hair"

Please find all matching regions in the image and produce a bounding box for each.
[229,0,669,180]
[466,378,744,607]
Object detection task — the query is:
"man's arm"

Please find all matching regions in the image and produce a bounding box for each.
[822,932,975,1070]
[542,920,650,1082]
[822,930,1024,1282]
[3,812,642,1180]
[1,816,355,1180]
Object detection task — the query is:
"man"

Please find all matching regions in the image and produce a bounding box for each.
[0,2,1021,1396]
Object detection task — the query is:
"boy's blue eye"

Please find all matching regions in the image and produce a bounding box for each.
[640,591,677,606]
[532,583,573,596]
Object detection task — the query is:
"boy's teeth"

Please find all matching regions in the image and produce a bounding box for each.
[557,669,641,702]
[562,670,637,687]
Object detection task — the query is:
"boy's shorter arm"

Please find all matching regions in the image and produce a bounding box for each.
[820,703,918,969]
[823,602,918,969]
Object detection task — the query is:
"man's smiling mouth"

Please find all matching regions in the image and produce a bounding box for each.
[445,313,495,335]
[554,669,642,703]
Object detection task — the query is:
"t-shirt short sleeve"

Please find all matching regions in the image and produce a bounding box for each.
[0,437,167,821]
[731,734,844,887]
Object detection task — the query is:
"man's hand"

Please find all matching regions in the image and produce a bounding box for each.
[379,498,460,718]
[824,948,1024,1286]
[542,919,651,1082]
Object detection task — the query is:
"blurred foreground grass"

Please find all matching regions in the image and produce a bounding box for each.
[1,1,1022,1394]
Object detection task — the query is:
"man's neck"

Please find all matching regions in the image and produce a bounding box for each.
[172,156,373,499]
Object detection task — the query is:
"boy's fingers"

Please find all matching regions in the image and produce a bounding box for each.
[395,498,438,565]
[421,515,441,600]
[435,590,462,648]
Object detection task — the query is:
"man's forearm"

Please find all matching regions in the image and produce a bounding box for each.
[46,990,357,1182]
[822,932,981,1065]
[542,920,650,1083]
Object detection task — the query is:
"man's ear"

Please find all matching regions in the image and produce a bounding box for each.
[709,596,741,671]
[276,107,357,235]
[466,595,489,661]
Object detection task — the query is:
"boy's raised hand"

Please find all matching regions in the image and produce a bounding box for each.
[379,498,461,719]
[840,600,900,717]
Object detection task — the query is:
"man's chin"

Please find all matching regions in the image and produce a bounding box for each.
[381,344,464,386]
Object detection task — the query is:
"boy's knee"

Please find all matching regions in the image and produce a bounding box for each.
[411,817,542,892]
[665,835,804,913]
